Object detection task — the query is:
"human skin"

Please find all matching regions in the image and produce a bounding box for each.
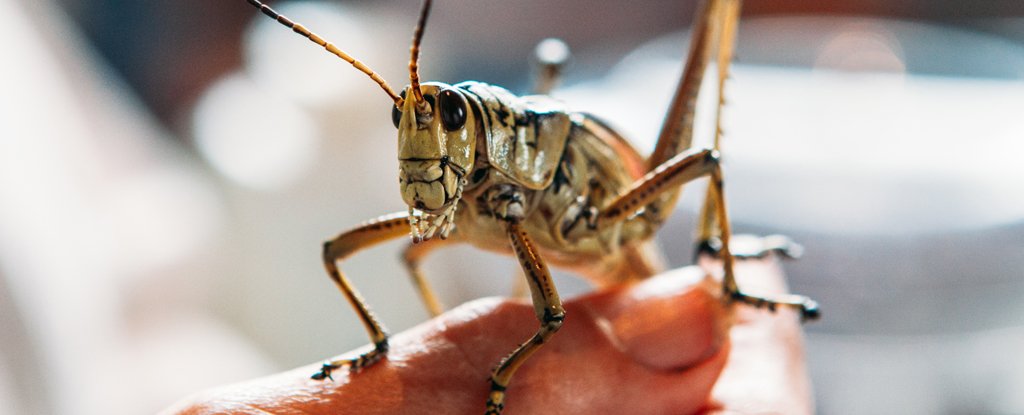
[163,257,812,415]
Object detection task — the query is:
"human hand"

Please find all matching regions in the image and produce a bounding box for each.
[163,258,810,414]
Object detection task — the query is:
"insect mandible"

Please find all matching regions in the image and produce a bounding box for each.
[244,0,819,413]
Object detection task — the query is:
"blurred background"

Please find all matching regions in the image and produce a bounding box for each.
[1,0,1022,414]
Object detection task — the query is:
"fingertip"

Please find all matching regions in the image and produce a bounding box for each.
[581,268,729,371]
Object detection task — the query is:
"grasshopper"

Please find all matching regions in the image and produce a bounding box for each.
[245,0,818,413]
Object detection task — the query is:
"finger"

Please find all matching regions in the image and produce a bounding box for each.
[162,266,732,415]
[703,257,814,415]
[579,266,732,370]
[428,267,731,414]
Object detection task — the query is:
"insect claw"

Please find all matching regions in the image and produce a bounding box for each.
[800,299,821,322]
[312,363,336,381]
[694,237,724,261]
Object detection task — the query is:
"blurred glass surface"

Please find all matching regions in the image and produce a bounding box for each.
[2,0,1023,414]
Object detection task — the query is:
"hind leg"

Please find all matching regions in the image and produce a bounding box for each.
[701,168,819,322]
[596,149,819,321]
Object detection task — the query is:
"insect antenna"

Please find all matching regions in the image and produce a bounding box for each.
[408,0,433,110]
[245,0,403,106]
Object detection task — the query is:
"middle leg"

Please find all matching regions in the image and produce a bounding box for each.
[401,237,453,317]
[485,221,565,415]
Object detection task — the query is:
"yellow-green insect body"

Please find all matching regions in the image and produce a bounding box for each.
[244,1,818,413]
[396,80,663,283]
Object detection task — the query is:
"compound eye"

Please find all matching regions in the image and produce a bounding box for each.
[438,88,467,131]
[391,104,402,128]
[392,89,408,129]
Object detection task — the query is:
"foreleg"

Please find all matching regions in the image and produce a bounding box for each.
[314,212,410,380]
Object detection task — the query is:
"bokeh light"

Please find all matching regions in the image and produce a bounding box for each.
[192,73,318,191]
